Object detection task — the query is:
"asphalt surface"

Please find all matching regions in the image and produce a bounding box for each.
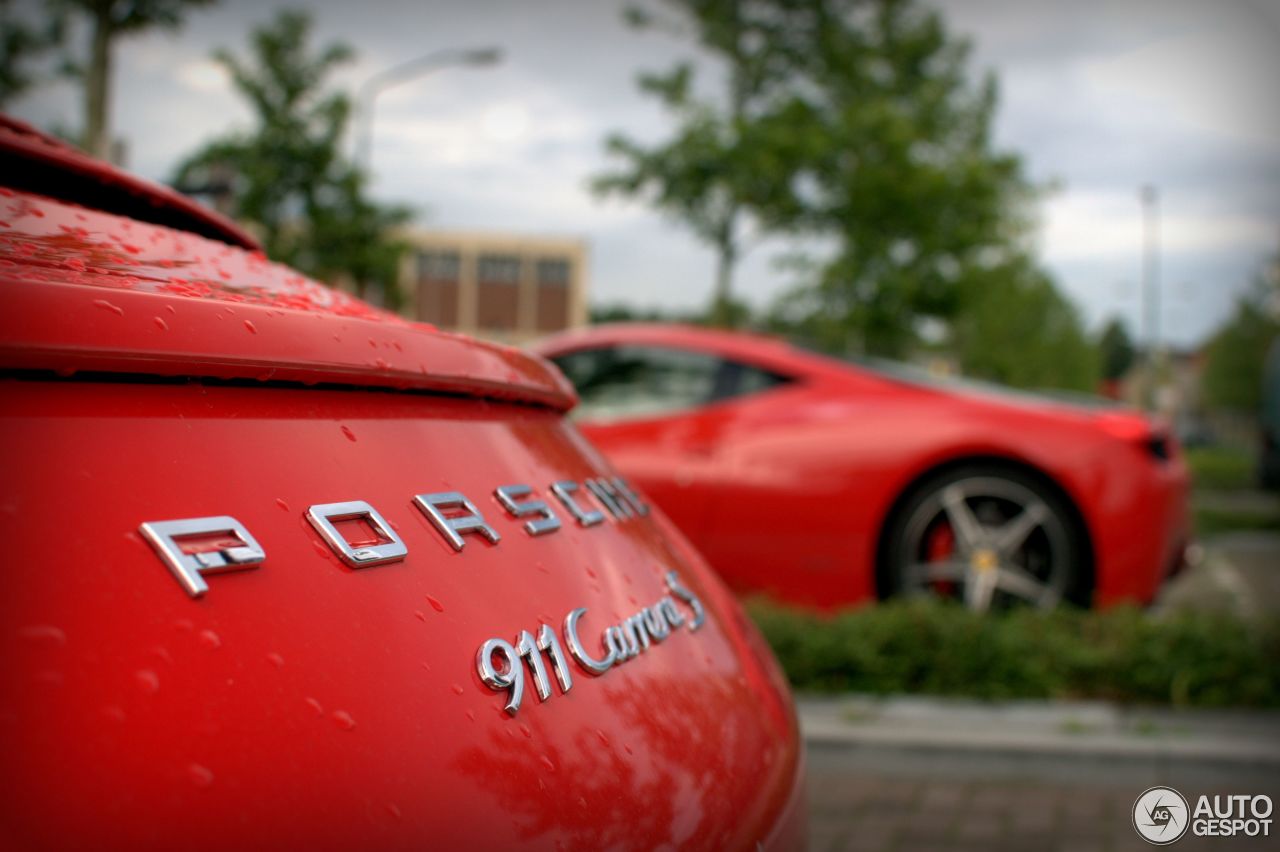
[801,532,1280,851]
[1154,531,1280,622]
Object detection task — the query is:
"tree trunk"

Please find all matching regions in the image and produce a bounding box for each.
[708,13,748,330]
[709,210,738,328]
[83,2,113,160]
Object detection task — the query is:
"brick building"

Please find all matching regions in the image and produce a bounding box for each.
[398,230,588,344]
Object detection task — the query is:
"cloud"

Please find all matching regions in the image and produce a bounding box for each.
[6,0,1276,347]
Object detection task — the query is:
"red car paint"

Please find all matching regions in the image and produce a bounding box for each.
[533,324,1191,610]
[0,118,805,850]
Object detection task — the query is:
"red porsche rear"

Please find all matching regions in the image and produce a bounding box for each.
[0,118,804,850]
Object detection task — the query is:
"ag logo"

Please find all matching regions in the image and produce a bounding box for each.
[1133,786,1190,844]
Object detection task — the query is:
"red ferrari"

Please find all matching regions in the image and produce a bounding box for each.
[534,324,1191,612]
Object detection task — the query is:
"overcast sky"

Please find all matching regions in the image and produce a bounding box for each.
[11,0,1280,347]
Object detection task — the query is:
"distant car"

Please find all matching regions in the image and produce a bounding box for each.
[0,117,806,849]
[534,324,1191,612]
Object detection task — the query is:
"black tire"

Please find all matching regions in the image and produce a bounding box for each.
[880,465,1090,611]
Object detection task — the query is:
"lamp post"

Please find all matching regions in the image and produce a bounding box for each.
[1139,184,1160,411]
[353,47,503,176]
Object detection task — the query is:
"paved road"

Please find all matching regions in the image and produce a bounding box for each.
[1155,531,1280,621]
[806,746,1278,852]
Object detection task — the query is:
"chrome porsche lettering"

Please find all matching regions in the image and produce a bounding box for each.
[480,570,706,716]
[585,477,632,519]
[611,477,650,517]
[306,500,408,567]
[494,484,562,536]
[138,516,265,598]
[550,480,605,527]
[140,477,648,595]
[413,491,501,551]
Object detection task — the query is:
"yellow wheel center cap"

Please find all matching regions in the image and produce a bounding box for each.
[971,549,998,573]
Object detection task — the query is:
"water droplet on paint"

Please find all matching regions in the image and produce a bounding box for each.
[266,652,284,669]
[136,669,159,694]
[275,498,289,511]
[332,710,356,731]
[451,684,464,696]
[92,299,123,316]
[18,625,66,645]
[539,754,556,773]
[426,595,444,613]
[304,697,323,716]
[243,320,257,334]
[188,763,214,788]
[198,629,221,650]
[153,316,168,331]
[340,425,357,442]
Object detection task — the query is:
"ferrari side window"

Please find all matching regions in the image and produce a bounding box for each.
[553,346,721,420]
[721,360,791,399]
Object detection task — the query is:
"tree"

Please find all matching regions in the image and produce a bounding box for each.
[1203,255,1280,413]
[598,0,1048,357]
[1098,317,1135,382]
[592,1,805,327]
[948,256,1098,392]
[0,0,64,107]
[766,0,1040,358]
[55,0,213,158]
[172,11,410,304]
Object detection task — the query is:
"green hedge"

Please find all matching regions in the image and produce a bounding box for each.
[747,598,1280,708]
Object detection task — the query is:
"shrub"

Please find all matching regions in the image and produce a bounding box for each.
[746,598,1280,707]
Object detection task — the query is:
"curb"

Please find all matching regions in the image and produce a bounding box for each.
[798,696,1280,778]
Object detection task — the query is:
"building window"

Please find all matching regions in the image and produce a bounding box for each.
[477,254,521,284]
[418,251,460,281]
[536,258,570,286]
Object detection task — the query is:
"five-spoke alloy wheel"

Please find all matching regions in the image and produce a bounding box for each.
[883,467,1087,611]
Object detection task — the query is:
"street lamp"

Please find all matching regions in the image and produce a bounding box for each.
[353,46,503,176]
[1139,184,1160,410]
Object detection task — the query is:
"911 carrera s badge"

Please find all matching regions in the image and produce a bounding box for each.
[138,477,647,598]
[476,571,706,715]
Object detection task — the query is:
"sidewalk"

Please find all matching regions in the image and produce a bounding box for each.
[1154,531,1280,621]
[801,695,1280,852]
[799,694,1280,786]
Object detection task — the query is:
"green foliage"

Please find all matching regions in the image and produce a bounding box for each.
[1186,446,1255,491]
[600,0,1085,377]
[1098,317,1135,382]
[1194,507,1280,538]
[769,0,1043,359]
[748,598,1280,707]
[1202,264,1280,413]
[593,1,802,326]
[57,0,210,37]
[949,257,1098,391]
[55,0,214,157]
[172,10,410,304]
[0,0,64,106]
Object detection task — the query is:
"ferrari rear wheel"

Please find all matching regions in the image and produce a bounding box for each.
[884,467,1087,612]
